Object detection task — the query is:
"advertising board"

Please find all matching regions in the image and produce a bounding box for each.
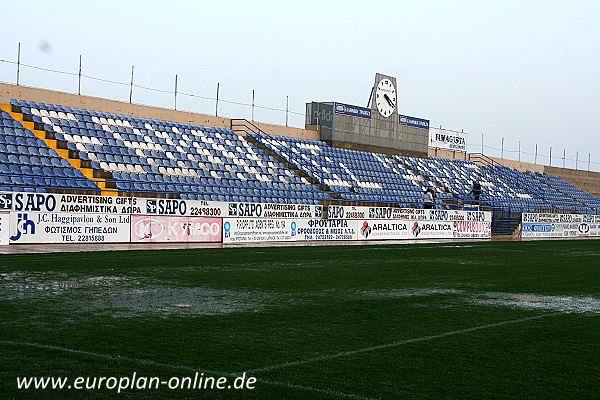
[9,212,130,244]
[429,128,468,152]
[130,215,222,243]
[226,202,317,219]
[296,219,358,241]
[357,220,410,240]
[333,102,372,119]
[407,220,454,239]
[0,213,9,245]
[399,114,430,129]
[453,221,492,239]
[223,218,297,243]
[521,213,600,238]
[0,191,229,218]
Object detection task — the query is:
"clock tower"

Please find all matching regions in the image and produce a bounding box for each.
[305,73,428,157]
[373,74,397,118]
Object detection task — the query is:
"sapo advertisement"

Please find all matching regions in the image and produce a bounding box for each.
[227,202,317,218]
[0,192,140,214]
[142,198,226,217]
[0,191,228,218]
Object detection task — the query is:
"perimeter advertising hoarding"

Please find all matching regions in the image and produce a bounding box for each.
[0,192,142,214]
[142,198,226,217]
[325,206,430,221]
[223,218,297,243]
[0,213,9,245]
[131,215,222,243]
[0,192,320,219]
[354,219,456,240]
[9,212,131,244]
[407,220,455,239]
[296,219,358,241]
[357,220,410,240]
[521,213,600,238]
[453,220,492,239]
[376,208,483,222]
[226,202,318,218]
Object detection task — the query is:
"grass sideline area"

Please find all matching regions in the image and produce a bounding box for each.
[1,241,599,399]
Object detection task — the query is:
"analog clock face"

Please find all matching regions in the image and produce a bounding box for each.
[375,79,396,118]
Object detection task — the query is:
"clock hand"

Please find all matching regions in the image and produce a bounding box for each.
[384,93,395,108]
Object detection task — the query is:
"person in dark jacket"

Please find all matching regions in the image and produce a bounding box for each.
[471,181,482,203]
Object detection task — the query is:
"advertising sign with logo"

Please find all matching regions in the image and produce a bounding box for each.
[408,220,454,239]
[131,215,221,243]
[333,102,372,119]
[429,128,468,152]
[398,115,430,129]
[296,219,358,241]
[389,208,429,221]
[453,221,492,239]
[223,218,297,243]
[0,213,9,245]
[521,222,558,238]
[0,192,228,218]
[227,203,316,219]
[357,220,410,240]
[522,213,600,238]
[9,213,130,244]
[1,192,141,214]
[141,198,226,217]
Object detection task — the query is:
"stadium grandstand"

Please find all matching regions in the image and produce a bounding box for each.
[2,3,600,400]
[1,93,599,223]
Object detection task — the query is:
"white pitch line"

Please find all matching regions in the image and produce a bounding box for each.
[246,312,562,374]
[1,340,379,400]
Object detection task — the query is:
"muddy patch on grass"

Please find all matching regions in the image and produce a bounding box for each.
[471,292,600,315]
[363,288,464,299]
[0,271,270,318]
[104,287,268,317]
[0,272,142,300]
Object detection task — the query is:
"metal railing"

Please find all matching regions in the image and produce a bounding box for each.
[0,44,305,129]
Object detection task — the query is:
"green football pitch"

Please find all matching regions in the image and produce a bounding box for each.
[1,240,599,399]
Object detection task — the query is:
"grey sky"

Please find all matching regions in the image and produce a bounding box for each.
[1,0,598,169]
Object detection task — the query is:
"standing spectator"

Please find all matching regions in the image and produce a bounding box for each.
[471,180,482,203]
[423,187,436,209]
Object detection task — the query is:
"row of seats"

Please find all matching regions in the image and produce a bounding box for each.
[251,132,600,212]
[11,99,326,204]
[0,110,98,192]
[3,99,600,213]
